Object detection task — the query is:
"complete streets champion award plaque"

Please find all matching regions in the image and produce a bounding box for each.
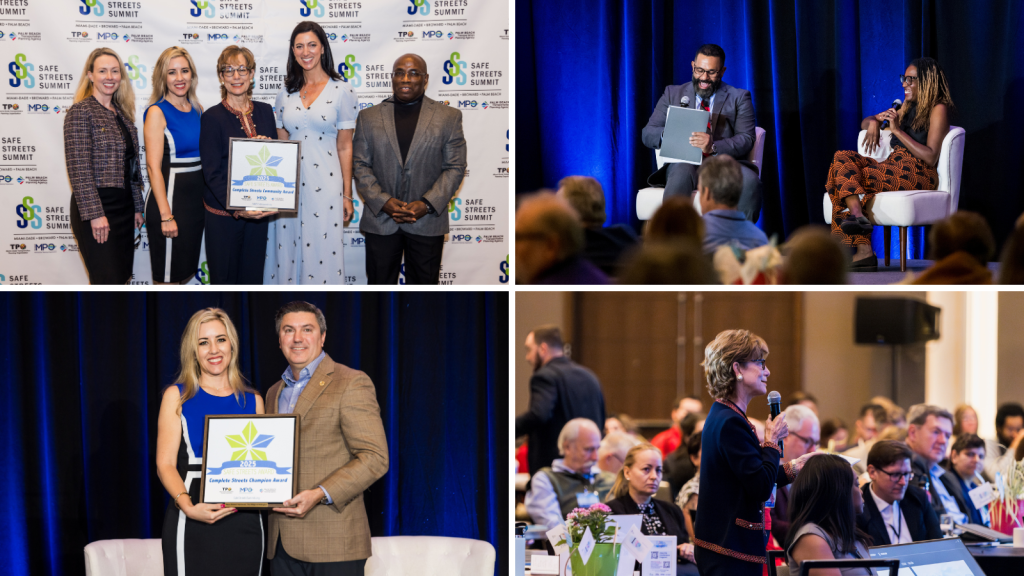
[200,415,299,508]
[227,138,301,212]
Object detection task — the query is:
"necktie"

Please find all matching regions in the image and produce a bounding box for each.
[700,98,712,157]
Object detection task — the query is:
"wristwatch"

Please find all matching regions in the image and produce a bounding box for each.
[320,494,329,506]
[710,143,719,156]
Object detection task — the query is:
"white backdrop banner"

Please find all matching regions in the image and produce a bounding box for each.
[0,0,509,285]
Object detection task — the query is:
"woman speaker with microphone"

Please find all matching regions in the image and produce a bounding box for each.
[693,329,815,576]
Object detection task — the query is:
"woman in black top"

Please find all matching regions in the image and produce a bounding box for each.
[606,442,698,575]
[199,45,276,285]
[64,47,144,284]
[825,57,955,269]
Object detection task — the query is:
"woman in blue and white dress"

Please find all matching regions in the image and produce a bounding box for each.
[156,308,265,576]
[265,21,357,284]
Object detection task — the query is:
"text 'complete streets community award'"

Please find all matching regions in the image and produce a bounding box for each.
[227,139,301,212]
[200,415,300,508]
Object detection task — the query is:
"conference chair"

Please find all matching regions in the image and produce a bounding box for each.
[636,127,766,220]
[364,536,497,576]
[767,549,787,576]
[821,126,966,272]
[84,538,162,576]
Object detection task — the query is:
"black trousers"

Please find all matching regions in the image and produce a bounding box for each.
[70,187,137,285]
[204,211,268,285]
[364,228,444,285]
[662,161,764,222]
[271,536,367,576]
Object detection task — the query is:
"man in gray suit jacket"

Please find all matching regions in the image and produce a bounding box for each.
[641,44,763,221]
[353,53,467,284]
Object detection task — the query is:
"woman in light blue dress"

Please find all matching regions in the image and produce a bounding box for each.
[265,21,357,284]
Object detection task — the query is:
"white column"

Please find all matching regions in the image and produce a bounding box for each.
[966,292,999,440]
[926,292,966,411]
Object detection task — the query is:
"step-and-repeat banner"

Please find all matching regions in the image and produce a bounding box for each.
[0,0,509,285]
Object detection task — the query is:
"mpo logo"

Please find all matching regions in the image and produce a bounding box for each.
[190,1,215,18]
[338,54,362,88]
[208,34,230,42]
[349,237,365,246]
[458,100,477,108]
[423,31,443,38]
[442,52,467,85]
[448,198,462,220]
[407,0,430,16]
[79,0,105,16]
[16,196,42,229]
[28,104,48,112]
[35,243,57,252]
[326,33,337,41]
[8,53,35,89]
[299,0,325,18]
[0,175,12,183]
[97,33,119,41]
[125,55,148,89]
[450,234,474,243]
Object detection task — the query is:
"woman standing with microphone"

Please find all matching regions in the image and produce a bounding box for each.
[693,329,814,576]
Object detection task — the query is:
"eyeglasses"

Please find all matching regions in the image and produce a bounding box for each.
[745,359,767,369]
[693,66,720,78]
[393,69,423,81]
[878,469,914,483]
[900,75,917,86]
[221,66,251,76]
[790,432,819,448]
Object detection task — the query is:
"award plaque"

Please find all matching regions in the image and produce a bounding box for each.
[200,414,299,508]
[227,138,301,212]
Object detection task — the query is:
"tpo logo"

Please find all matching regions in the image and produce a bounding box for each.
[190,1,215,18]
[408,0,430,16]
[443,51,467,85]
[338,54,362,88]
[125,55,148,89]
[299,0,325,17]
[16,196,42,229]
[448,198,462,220]
[8,53,35,88]
[79,0,106,16]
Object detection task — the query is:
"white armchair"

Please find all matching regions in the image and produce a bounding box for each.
[636,126,766,220]
[364,536,496,576]
[84,539,162,576]
[822,126,966,271]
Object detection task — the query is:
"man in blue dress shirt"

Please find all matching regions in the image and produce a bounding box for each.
[698,155,768,255]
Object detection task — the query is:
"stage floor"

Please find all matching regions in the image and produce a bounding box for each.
[849,260,1001,285]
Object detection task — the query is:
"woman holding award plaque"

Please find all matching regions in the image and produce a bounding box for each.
[199,45,277,285]
[156,308,266,576]
[264,21,358,285]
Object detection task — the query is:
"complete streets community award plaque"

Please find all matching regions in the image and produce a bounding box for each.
[227,138,301,212]
[200,415,299,508]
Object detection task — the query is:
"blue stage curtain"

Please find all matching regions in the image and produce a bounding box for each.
[0,292,507,576]
[518,0,1024,259]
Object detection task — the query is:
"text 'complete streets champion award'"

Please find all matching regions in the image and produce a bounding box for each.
[200,415,300,508]
[227,138,302,212]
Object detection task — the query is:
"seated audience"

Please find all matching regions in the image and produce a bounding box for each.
[871,396,908,428]
[515,193,610,284]
[857,440,942,545]
[674,431,702,547]
[905,404,969,523]
[982,402,1024,481]
[821,417,849,453]
[618,241,718,284]
[772,404,821,548]
[524,418,615,530]
[651,396,704,457]
[842,404,889,474]
[597,431,641,474]
[910,211,995,284]
[697,155,768,254]
[946,433,991,526]
[786,454,873,576]
[998,223,1024,284]
[779,226,848,284]
[557,175,638,276]
[646,196,705,245]
[606,443,699,575]
[605,413,644,439]
[664,412,706,499]
[949,404,979,457]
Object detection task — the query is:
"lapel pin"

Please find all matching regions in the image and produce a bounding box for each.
[319,380,325,386]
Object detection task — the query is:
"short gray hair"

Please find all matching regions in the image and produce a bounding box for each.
[907,404,953,427]
[558,418,601,455]
[697,155,744,208]
[598,431,641,461]
[784,404,819,433]
[275,301,327,334]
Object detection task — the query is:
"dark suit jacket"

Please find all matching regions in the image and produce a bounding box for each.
[857,483,942,546]
[514,357,606,474]
[641,82,758,186]
[948,469,986,525]
[664,447,697,501]
[911,454,971,520]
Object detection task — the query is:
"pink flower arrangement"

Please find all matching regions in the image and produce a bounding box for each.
[557,502,618,548]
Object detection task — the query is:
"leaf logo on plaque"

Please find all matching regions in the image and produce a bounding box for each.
[232,146,295,190]
[207,421,293,475]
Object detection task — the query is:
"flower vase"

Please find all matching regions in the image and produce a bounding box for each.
[569,543,621,576]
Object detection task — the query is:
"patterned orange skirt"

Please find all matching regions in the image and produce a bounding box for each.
[826,148,938,246]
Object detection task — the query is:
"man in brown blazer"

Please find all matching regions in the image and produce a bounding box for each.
[267,301,389,575]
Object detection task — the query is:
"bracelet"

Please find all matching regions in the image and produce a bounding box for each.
[173,491,191,510]
[343,195,353,200]
[162,215,175,223]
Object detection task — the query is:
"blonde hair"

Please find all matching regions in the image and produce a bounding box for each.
[175,308,255,413]
[148,47,204,113]
[608,442,661,500]
[74,47,136,122]
[702,329,769,400]
[217,45,255,100]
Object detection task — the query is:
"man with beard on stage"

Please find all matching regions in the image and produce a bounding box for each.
[641,44,763,222]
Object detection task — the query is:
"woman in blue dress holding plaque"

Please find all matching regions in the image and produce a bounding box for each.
[264,21,358,285]
[156,308,266,576]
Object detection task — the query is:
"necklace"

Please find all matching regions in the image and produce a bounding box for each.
[223,98,256,137]
[300,79,325,103]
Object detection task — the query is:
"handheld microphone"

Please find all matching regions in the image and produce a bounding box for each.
[681,96,690,108]
[768,391,783,457]
[880,99,902,130]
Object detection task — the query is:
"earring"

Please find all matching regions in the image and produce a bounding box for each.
[737,374,743,381]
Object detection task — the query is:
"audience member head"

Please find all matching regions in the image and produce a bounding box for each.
[953,404,979,436]
[523,324,565,372]
[692,44,726,99]
[821,417,849,452]
[670,411,707,457]
[609,442,663,502]
[866,440,915,505]
[597,431,641,475]
[906,404,954,467]
[556,176,606,228]
[557,418,602,473]
[780,226,848,284]
[618,241,718,284]
[671,396,705,427]
[787,390,820,415]
[782,404,820,464]
[605,414,642,438]
[876,425,908,443]
[949,434,985,481]
[697,155,743,212]
[687,431,703,470]
[787,454,865,553]
[645,196,704,244]
[855,404,888,443]
[998,224,1024,284]
[928,211,995,265]
[515,193,585,284]
[702,329,769,402]
[995,402,1024,447]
